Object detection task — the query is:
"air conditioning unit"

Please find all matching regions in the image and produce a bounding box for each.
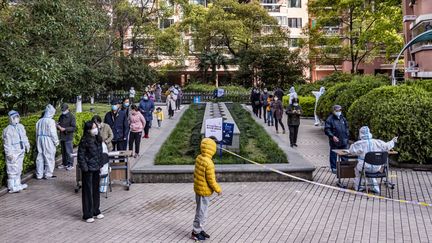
[406,61,419,73]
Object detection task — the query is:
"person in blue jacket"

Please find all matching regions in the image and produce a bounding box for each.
[139,93,155,139]
[324,105,349,174]
[104,102,129,151]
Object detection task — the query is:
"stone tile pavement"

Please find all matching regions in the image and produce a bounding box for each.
[0,107,432,242]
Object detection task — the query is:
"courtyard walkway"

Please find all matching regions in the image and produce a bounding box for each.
[0,107,431,242]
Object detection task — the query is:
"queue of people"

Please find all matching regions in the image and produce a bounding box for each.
[250,86,302,143]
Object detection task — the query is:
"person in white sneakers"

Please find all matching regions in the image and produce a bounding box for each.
[78,121,106,223]
[35,104,59,179]
[2,110,31,193]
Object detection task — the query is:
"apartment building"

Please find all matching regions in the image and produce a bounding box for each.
[261,0,308,49]
[402,0,432,78]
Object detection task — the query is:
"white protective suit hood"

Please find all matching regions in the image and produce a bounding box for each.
[319,87,325,93]
[43,105,56,119]
[359,126,373,140]
[289,87,296,93]
[8,110,19,125]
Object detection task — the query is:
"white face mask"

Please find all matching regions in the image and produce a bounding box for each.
[334,111,342,117]
[293,103,299,106]
[12,117,20,125]
[91,128,99,136]
[274,97,278,101]
[62,110,69,115]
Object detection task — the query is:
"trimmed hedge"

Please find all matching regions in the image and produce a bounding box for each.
[183,83,249,93]
[316,75,388,119]
[282,95,315,117]
[348,85,432,164]
[406,79,432,93]
[0,112,93,185]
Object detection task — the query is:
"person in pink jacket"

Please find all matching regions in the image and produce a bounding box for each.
[128,104,146,158]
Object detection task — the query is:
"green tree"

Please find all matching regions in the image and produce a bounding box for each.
[0,0,111,113]
[307,0,403,73]
[237,47,307,88]
[197,51,228,85]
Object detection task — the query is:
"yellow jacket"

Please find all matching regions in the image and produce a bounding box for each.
[155,111,164,121]
[194,138,222,196]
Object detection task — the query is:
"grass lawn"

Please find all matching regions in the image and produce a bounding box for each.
[155,103,288,165]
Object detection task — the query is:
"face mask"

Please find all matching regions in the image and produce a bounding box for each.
[293,103,299,106]
[124,103,130,107]
[112,105,118,111]
[274,97,278,101]
[143,96,149,100]
[264,89,268,93]
[12,117,20,125]
[91,128,99,136]
[335,111,342,117]
[62,110,69,115]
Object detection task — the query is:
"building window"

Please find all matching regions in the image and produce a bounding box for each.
[159,19,174,29]
[289,38,299,47]
[263,5,281,12]
[288,18,302,28]
[288,0,301,8]
[274,16,287,26]
[191,0,206,6]
[261,0,278,4]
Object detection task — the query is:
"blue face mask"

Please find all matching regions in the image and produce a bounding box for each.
[112,105,118,111]
[334,111,342,117]
[143,96,149,101]
[124,103,130,108]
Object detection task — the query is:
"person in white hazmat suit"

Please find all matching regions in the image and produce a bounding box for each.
[2,110,31,193]
[312,87,325,126]
[349,126,398,193]
[288,86,298,105]
[35,104,59,179]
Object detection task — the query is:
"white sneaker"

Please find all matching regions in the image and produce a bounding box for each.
[57,165,65,169]
[86,218,95,223]
[96,214,104,219]
[66,166,74,171]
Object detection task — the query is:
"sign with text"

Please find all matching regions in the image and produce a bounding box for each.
[205,118,223,141]
[222,122,234,146]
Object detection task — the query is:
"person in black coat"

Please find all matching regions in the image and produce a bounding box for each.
[324,105,349,174]
[286,98,302,147]
[104,103,129,151]
[57,103,76,170]
[78,121,105,223]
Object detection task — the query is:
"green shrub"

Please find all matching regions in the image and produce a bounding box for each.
[316,75,388,119]
[183,83,249,93]
[295,83,323,97]
[298,96,315,117]
[281,95,314,117]
[0,112,93,185]
[405,79,432,93]
[348,85,432,164]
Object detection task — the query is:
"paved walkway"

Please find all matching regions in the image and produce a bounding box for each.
[0,106,432,242]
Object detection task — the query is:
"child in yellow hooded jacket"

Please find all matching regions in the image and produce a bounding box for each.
[192,138,222,241]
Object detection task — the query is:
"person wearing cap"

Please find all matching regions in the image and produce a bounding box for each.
[2,110,31,192]
[349,126,398,193]
[104,102,129,151]
[36,104,60,179]
[324,105,349,174]
[57,103,76,171]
